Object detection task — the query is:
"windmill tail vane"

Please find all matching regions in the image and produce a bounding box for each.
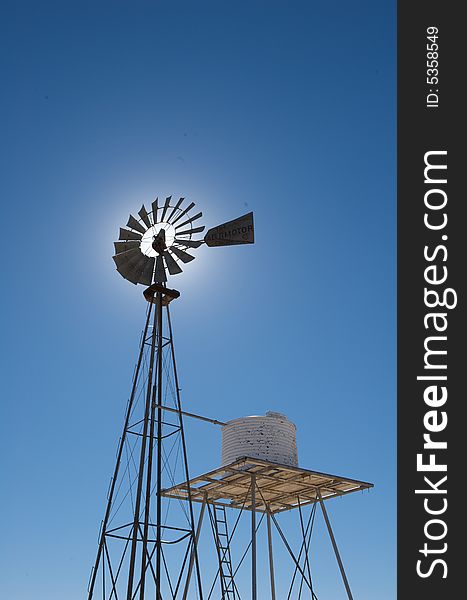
[112,196,254,285]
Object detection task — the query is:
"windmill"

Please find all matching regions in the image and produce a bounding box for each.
[88,196,372,600]
[112,196,254,285]
[88,197,254,600]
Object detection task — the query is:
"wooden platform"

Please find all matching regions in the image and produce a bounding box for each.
[161,456,373,513]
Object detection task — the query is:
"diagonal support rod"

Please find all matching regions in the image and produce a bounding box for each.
[317,489,353,600]
[270,513,313,591]
[167,304,204,599]
[182,497,207,599]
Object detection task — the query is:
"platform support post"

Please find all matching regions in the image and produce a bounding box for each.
[266,506,276,600]
[251,474,257,600]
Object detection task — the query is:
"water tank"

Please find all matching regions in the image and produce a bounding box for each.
[221,411,298,467]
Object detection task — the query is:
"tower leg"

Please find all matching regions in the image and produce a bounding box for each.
[126,306,158,600]
[317,490,354,600]
[155,291,163,600]
[139,302,160,599]
[266,508,276,600]
[87,305,153,600]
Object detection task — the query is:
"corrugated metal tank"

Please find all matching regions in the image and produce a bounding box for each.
[221,411,298,467]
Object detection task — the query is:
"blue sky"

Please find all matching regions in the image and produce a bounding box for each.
[0,1,395,598]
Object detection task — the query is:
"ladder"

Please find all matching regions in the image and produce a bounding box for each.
[212,505,237,599]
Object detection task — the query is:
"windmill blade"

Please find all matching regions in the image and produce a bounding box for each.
[176,225,205,236]
[170,246,195,263]
[127,214,147,235]
[163,251,183,275]
[129,252,150,280]
[138,204,152,229]
[112,248,141,265]
[119,227,142,241]
[114,241,140,254]
[160,196,172,222]
[204,212,254,247]
[154,255,167,282]
[174,238,203,249]
[113,259,137,284]
[166,197,185,223]
[113,250,148,284]
[175,212,203,231]
[138,256,155,285]
[171,202,195,225]
[114,248,145,268]
[151,197,159,224]
[124,253,150,284]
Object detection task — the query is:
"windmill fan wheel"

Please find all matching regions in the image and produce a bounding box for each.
[112,196,205,285]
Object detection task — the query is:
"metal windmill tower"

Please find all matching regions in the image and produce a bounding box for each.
[88,196,373,600]
[87,197,254,599]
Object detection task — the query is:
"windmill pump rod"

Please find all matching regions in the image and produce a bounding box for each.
[154,403,226,426]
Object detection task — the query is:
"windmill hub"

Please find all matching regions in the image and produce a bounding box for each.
[151,228,167,254]
[140,223,175,257]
